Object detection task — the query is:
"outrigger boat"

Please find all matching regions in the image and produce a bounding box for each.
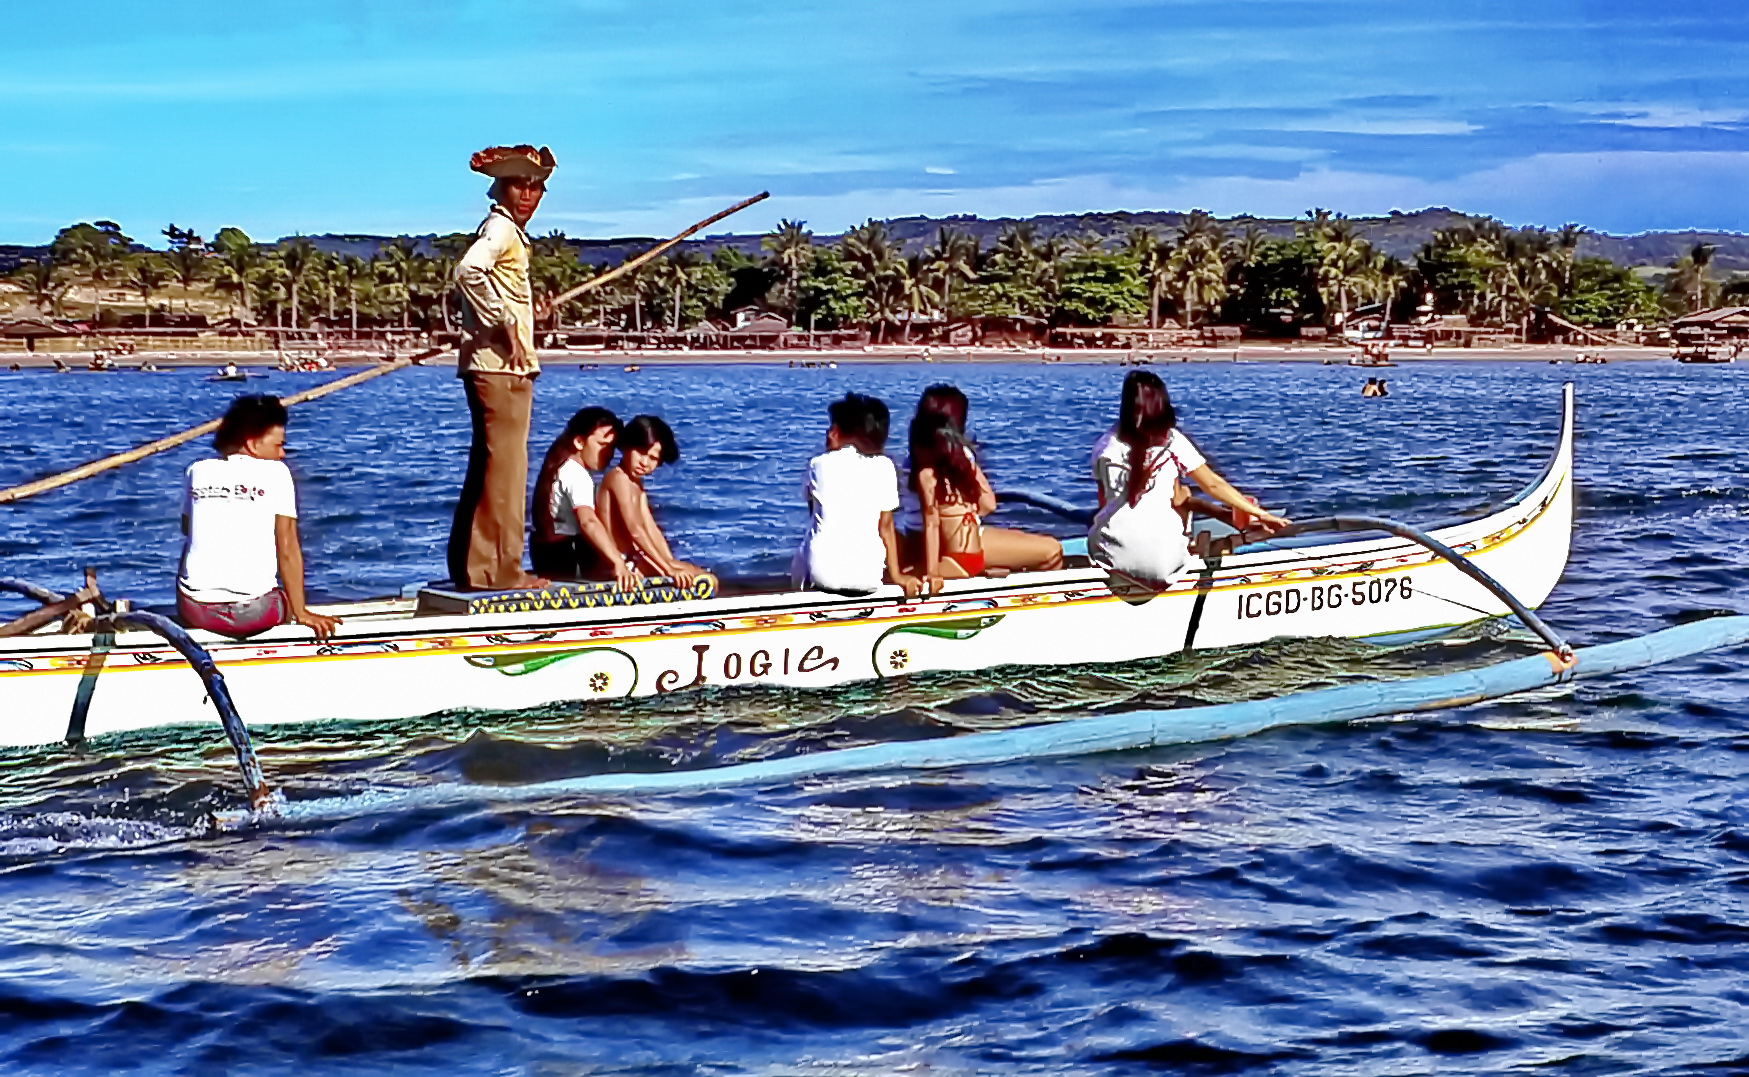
[2,388,1579,751]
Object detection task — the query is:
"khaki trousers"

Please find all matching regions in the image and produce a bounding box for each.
[447,372,535,590]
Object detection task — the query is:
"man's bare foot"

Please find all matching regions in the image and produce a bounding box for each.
[503,574,551,591]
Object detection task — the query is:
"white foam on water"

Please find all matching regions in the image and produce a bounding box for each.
[0,811,193,858]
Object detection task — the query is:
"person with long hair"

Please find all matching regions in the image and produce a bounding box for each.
[596,415,705,586]
[908,384,1063,578]
[1089,371,1288,586]
[529,406,639,589]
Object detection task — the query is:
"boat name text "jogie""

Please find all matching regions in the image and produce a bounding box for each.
[655,642,842,692]
[1236,575,1415,620]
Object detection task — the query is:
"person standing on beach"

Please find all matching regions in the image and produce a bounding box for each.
[448,144,556,591]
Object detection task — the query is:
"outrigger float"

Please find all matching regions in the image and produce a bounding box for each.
[3,384,1747,815]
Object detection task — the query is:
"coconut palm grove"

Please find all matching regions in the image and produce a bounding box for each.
[2,207,1739,341]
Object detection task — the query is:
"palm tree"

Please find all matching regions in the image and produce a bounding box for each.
[986,223,1055,315]
[431,233,472,329]
[1301,211,1371,327]
[1123,227,1169,327]
[1168,211,1230,326]
[161,225,208,314]
[1365,251,1411,329]
[989,223,1041,275]
[863,260,911,343]
[124,253,172,327]
[1673,242,1718,313]
[841,221,909,339]
[920,226,978,316]
[329,255,370,333]
[9,259,67,316]
[899,253,945,340]
[211,227,263,318]
[51,221,131,323]
[528,231,584,331]
[1553,223,1588,297]
[279,237,321,330]
[761,219,813,316]
[375,238,422,328]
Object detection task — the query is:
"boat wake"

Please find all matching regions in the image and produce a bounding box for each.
[0,810,194,858]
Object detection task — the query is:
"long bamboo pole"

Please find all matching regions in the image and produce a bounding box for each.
[1,192,774,505]
[545,191,769,311]
[0,355,424,504]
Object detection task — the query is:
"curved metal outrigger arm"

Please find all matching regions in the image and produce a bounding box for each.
[990,494,1572,660]
[1269,515,1573,659]
[0,577,278,813]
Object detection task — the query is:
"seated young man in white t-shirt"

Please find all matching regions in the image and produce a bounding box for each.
[798,393,926,598]
[177,395,340,640]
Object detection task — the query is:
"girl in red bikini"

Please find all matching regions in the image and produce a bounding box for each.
[910,410,991,579]
[907,385,1063,580]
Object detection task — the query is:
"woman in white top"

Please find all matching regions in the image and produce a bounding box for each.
[529,407,639,590]
[1089,371,1289,586]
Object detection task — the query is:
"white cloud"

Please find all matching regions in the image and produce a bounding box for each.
[1580,105,1749,129]
[1265,118,1481,136]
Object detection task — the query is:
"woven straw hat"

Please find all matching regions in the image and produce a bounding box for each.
[469,145,556,181]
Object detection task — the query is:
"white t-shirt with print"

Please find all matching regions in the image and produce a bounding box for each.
[547,458,597,537]
[800,447,900,594]
[178,454,297,603]
[1088,428,1208,584]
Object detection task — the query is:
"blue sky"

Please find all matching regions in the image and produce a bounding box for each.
[3,0,1747,245]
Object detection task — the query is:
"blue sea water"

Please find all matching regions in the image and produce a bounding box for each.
[0,359,1745,1075]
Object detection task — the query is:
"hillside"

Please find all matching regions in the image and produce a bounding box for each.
[5,208,1748,273]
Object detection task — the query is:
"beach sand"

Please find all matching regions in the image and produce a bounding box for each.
[0,342,1676,371]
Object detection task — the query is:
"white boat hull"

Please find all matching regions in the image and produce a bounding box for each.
[0,388,1576,747]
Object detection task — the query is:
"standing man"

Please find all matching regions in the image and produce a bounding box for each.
[448,144,556,591]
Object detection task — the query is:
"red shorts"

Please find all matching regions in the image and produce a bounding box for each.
[178,588,290,639]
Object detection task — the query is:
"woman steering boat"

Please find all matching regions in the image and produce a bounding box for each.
[1089,371,1289,587]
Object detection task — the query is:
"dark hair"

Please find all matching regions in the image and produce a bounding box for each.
[1117,371,1179,508]
[619,414,679,466]
[827,392,889,455]
[213,394,288,454]
[915,383,968,434]
[533,406,621,537]
[908,410,979,504]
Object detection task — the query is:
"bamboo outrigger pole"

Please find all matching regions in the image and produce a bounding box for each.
[546,191,769,311]
[0,356,423,504]
[0,191,774,505]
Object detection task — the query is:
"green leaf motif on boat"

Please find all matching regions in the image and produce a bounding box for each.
[871,615,1004,675]
[464,646,638,693]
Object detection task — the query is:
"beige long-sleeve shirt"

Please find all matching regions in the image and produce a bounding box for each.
[455,204,539,376]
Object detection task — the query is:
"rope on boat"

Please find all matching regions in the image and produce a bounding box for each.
[239,615,1749,827]
[0,576,278,812]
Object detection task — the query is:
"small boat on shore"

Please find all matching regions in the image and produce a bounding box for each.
[0,388,1578,748]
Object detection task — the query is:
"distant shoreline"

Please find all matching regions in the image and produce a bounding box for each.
[0,343,1680,371]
